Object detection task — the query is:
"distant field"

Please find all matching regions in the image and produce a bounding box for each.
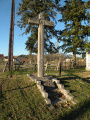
[0,62,90,120]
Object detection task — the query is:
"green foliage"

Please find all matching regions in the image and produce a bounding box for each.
[17,0,60,54]
[58,0,90,55]
[0,67,90,120]
[85,41,90,52]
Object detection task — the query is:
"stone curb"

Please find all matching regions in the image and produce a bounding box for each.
[52,78,76,104]
[27,74,76,105]
[45,98,51,105]
[27,74,51,105]
[52,78,60,84]
[27,74,37,82]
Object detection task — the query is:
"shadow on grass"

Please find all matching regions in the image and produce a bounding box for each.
[56,99,90,120]
[74,75,90,83]
[57,72,90,84]
[0,84,4,102]
[0,79,6,102]
[2,83,36,94]
[63,73,90,84]
[0,84,35,102]
[12,69,36,75]
[62,67,90,83]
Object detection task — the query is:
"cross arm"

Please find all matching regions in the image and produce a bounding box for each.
[43,20,54,27]
[28,18,39,25]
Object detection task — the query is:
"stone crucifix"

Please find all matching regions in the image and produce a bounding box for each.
[28,13,54,77]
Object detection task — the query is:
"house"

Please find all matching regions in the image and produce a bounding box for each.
[0,54,4,60]
[4,56,8,62]
[4,56,18,62]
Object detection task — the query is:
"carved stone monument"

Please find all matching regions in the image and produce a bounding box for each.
[28,13,54,77]
[86,51,90,71]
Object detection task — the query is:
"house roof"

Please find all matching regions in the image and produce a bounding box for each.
[5,56,18,59]
[0,54,4,59]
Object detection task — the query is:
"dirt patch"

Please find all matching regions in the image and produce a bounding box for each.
[77,72,90,78]
[42,80,65,103]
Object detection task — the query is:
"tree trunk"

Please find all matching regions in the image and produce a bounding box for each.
[8,0,15,73]
[73,52,76,67]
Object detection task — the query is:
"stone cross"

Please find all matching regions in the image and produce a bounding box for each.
[28,13,54,77]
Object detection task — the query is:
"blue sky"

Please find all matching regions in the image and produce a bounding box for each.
[0,0,30,56]
[0,0,64,56]
[0,0,89,56]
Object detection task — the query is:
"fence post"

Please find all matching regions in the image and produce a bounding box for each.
[34,64,37,72]
[30,60,32,64]
[62,61,63,70]
[15,64,16,70]
[57,62,60,71]
[65,59,66,70]
[70,58,71,69]
[45,62,48,71]
[72,61,73,68]
[59,62,61,77]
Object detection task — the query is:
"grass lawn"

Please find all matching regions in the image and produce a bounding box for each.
[0,63,90,120]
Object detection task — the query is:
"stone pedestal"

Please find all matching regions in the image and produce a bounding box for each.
[86,51,90,71]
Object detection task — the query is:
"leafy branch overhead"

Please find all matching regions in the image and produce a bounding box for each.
[17,0,61,53]
[58,0,90,55]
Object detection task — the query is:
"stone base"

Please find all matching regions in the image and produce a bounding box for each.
[27,74,76,105]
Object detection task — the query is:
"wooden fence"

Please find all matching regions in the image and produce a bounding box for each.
[16,59,86,71]
[1,59,86,72]
[44,59,86,71]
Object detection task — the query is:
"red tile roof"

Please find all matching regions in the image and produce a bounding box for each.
[0,54,4,59]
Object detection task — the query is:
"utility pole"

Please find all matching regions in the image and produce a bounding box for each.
[8,0,15,73]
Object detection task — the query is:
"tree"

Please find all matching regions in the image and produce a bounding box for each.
[58,0,90,66]
[17,0,60,54]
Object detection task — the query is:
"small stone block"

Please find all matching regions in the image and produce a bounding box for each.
[52,79,60,84]
[57,84,64,89]
[66,90,70,94]
[52,78,57,82]
[65,95,73,101]
[36,81,41,85]
[59,98,67,103]
[45,98,51,105]
[41,90,48,98]
[56,80,60,84]
[61,89,69,95]
[34,79,37,82]
[48,105,54,109]
[27,74,30,77]
[71,101,76,104]
[37,84,44,90]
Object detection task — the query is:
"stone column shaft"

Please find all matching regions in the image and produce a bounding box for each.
[38,22,44,77]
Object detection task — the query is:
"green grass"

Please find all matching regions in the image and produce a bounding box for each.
[56,67,90,120]
[0,61,6,72]
[0,64,90,120]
